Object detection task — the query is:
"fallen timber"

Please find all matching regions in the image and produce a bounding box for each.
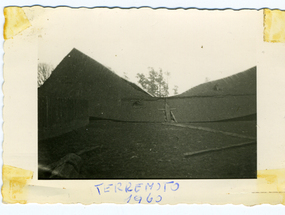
[184,140,256,157]
[163,123,256,140]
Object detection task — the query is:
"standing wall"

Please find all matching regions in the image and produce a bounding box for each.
[38,96,89,140]
[88,95,256,122]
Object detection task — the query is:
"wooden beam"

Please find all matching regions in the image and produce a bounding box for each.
[184,141,256,157]
[163,123,256,140]
[170,111,178,123]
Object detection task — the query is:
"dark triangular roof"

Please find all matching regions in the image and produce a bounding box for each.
[39,48,151,100]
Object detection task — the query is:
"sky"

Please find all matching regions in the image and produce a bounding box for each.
[25,7,262,95]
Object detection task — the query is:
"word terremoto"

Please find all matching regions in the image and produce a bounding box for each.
[94,181,179,204]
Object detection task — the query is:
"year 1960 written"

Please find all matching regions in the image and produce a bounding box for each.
[94,181,179,204]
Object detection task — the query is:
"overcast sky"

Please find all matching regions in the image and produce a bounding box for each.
[25,7,262,95]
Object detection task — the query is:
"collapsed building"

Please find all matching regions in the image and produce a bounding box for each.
[38,48,256,139]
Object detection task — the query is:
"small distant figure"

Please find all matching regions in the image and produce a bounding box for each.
[158,102,177,123]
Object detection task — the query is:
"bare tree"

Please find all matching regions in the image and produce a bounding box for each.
[38,63,54,87]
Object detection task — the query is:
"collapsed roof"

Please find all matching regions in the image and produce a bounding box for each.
[177,66,256,98]
[38,48,256,123]
[39,48,151,100]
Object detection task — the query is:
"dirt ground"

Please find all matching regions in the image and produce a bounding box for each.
[38,120,256,179]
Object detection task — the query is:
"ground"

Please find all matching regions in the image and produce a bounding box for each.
[38,120,256,179]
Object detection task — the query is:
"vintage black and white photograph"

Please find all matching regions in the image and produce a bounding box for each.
[37,8,257,179]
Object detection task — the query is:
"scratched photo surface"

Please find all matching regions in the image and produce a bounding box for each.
[3,7,285,204]
[36,8,257,180]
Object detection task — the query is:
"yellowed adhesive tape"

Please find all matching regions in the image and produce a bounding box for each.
[4,7,31,40]
[257,169,285,204]
[264,9,285,43]
[2,165,33,204]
